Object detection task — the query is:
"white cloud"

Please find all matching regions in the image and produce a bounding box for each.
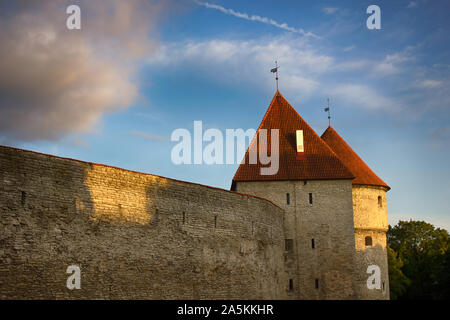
[332,59,371,72]
[329,84,398,111]
[323,7,339,14]
[407,1,418,8]
[150,35,443,119]
[131,130,168,142]
[372,52,415,76]
[149,38,421,113]
[343,45,356,52]
[149,37,333,103]
[0,0,170,142]
[196,1,319,38]
[415,79,443,89]
[332,50,415,76]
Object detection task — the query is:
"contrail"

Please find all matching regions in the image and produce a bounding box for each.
[196,1,319,38]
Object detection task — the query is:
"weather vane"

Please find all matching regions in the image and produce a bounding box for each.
[324,98,331,126]
[270,61,279,91]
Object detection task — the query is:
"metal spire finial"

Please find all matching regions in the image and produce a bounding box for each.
[270,61,279,91]
[324,98,331,126]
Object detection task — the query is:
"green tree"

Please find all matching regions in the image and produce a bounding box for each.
[387,220,449,299]
[387,246,410,300]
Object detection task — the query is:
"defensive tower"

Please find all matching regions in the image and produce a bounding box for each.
[321,126,390,300]
[231,92,359,299]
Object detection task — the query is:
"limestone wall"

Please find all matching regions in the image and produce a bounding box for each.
[235,179,358,300]
[352,185,388,231]
[0,146,287,299]
[352,185,389,300]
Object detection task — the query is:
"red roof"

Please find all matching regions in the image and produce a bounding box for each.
[321,126,390,190]
[232,91,354,187]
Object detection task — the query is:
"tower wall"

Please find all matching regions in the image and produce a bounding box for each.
[352,185,389,300]
[235,179,358,300]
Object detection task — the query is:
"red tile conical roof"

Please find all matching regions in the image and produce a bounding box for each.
[321,126,390,190]
[231,92,354,187]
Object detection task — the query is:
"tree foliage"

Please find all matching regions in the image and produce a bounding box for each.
[387,220,449,299]
[387,246,410,300]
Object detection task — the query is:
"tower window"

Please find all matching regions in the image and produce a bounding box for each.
[315,279,319,289]
[365,236,373,247]
[214,216,217,229]
[285,239,293,252]
[182,212,186,224]
[378,196,382,208]
[311,238,315,249]
[286,193,290,205]
[289,279,294,291]
[309,193,313,205]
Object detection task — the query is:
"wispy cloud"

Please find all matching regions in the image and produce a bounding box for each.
[407,1,418,8]
[343,45,356,52]
[329,84,399,111]
[372,51,415,76]
[131,130,168,142]
[332,50,415,76]
[430,126,450,140]
[149,36,447,122]
[149,36,332,103]
[414,79,443,89]
[323,7,339,14]
[196,1,319,38]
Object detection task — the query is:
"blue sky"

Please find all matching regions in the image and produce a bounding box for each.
[1,0,449,230]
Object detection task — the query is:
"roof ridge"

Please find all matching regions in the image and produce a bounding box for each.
[321,126,390,190]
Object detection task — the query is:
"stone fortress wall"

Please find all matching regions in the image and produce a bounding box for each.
[0,146,287,299]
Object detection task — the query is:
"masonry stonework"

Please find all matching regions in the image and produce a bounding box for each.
[234,179,358,300]
[0,91,391,300]
[352,185,389,300]
[0,146,287,299]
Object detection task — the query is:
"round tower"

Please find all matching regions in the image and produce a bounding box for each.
[321,126,390,300]
[352,185,389,299]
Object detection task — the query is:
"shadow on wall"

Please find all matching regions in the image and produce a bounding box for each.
[0,147,94,299]
[0,146,286,299]
[355,242,389,299]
